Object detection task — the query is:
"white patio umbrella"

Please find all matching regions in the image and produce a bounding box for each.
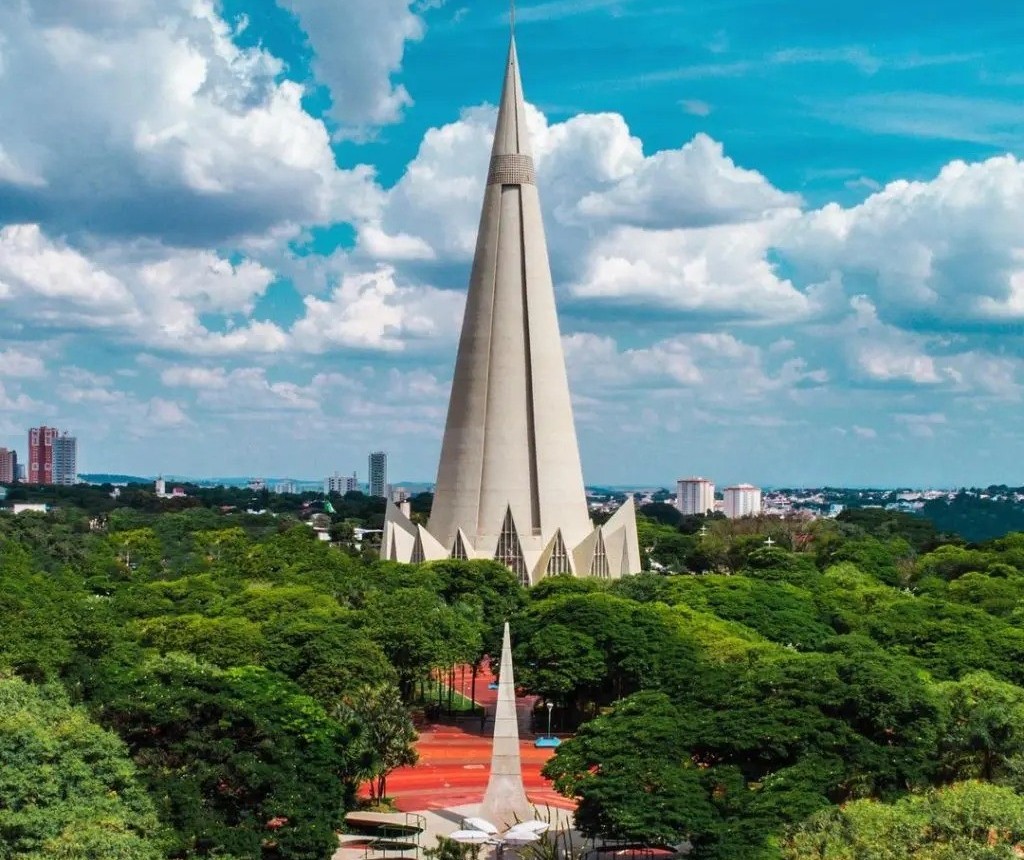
[501,831,541,845]
[506,821,549,836]
[449,830,494,844]
[464,817,500,835]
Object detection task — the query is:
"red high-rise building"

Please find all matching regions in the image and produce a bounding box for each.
[28,425,58,485]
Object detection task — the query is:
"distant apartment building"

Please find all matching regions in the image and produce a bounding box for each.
[368,451,387,498]
[274,480,298,495]
[28,426,55,484]
[676,477,715,516]
[28,427,76,485]
[53,434,77,486]
[724,484,763,519]
[0,448,18,484]
[325,472,359,495]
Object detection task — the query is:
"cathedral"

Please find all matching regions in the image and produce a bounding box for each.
[382,34,641,584]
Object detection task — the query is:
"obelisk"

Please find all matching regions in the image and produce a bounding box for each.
[479,623,532,828]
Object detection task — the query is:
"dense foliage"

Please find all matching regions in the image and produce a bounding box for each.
[0,507,516,859]
[538,518,1024,858]
[3,503,1024,858]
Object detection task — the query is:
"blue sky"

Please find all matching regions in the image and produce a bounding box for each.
[0,0,1022,487]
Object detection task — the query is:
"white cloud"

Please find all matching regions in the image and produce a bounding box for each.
[277,0,423,134]
[826,295,1022,397]
[161,366,229,389]
[563,330,826,402]
[367,106,807,322]
[567,218,811,320]
[146,397,190,428]
[573,134,800,229]
[680,100,712,117]
[0,224,289,355]
[0,381,43,412]
[0,0,382,244]
[895,412,948,439]
[0,348,46,378]
[291,267,464,353]
[779,155,1024,328]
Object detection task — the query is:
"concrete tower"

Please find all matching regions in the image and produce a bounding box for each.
[382,34,641,584]
[479,622,532,828]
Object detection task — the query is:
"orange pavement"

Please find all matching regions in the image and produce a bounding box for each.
[363,663,574,813]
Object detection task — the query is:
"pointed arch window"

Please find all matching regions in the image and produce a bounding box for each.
[452,531,469,561]
[389,533,399,562]
[590,530,610,579]
[495,507,528,586]
[546,529,571,576]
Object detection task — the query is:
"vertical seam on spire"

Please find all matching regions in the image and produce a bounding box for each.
[476,189,503,537]
[519,188,542,533]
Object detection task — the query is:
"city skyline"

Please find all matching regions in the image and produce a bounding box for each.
[1,2,1022,487]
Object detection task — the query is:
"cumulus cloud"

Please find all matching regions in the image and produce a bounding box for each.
[0,348,46,378]
[291,267,464,352]
[364,104,808,322]
[0,0,382,245]
[277,0,424,133]
[0,224,289,354]
[563,331,827,402]
[779,155,1024,329]
[573,134,800,229]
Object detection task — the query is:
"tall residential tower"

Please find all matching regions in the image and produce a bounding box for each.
[382,34,640,583]
[677,477,715,516]
[368,452,388,498]
[724,484,763,519]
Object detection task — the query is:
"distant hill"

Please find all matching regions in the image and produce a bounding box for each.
[80,473,152,485]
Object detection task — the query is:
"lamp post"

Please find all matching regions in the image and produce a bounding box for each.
[546,701,554,739]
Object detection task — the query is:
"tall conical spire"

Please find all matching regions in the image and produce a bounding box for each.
[427,31,593,578]
[382,24,642,583]
[491,38,532,159]
[479,623,532,828]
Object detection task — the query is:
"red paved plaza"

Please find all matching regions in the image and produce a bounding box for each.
[365,663,573,813]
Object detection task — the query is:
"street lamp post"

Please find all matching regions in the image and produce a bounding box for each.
[546,701,554,739]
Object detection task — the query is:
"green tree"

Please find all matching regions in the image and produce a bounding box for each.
[338,684,418,802]
[0,676,165,860]
[781,781,1024,859]
[936,672,1024,783]
[544,691,717,846]
[96,654,361,859]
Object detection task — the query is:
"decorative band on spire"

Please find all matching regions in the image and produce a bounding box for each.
[487,153,536,186]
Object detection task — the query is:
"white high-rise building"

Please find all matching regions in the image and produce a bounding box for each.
[676,477,715,516]
[368,452,387,498]
[724,484,763,519]
[325,472,358,495]
[52,433,77,486]
[382,32,640,583]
